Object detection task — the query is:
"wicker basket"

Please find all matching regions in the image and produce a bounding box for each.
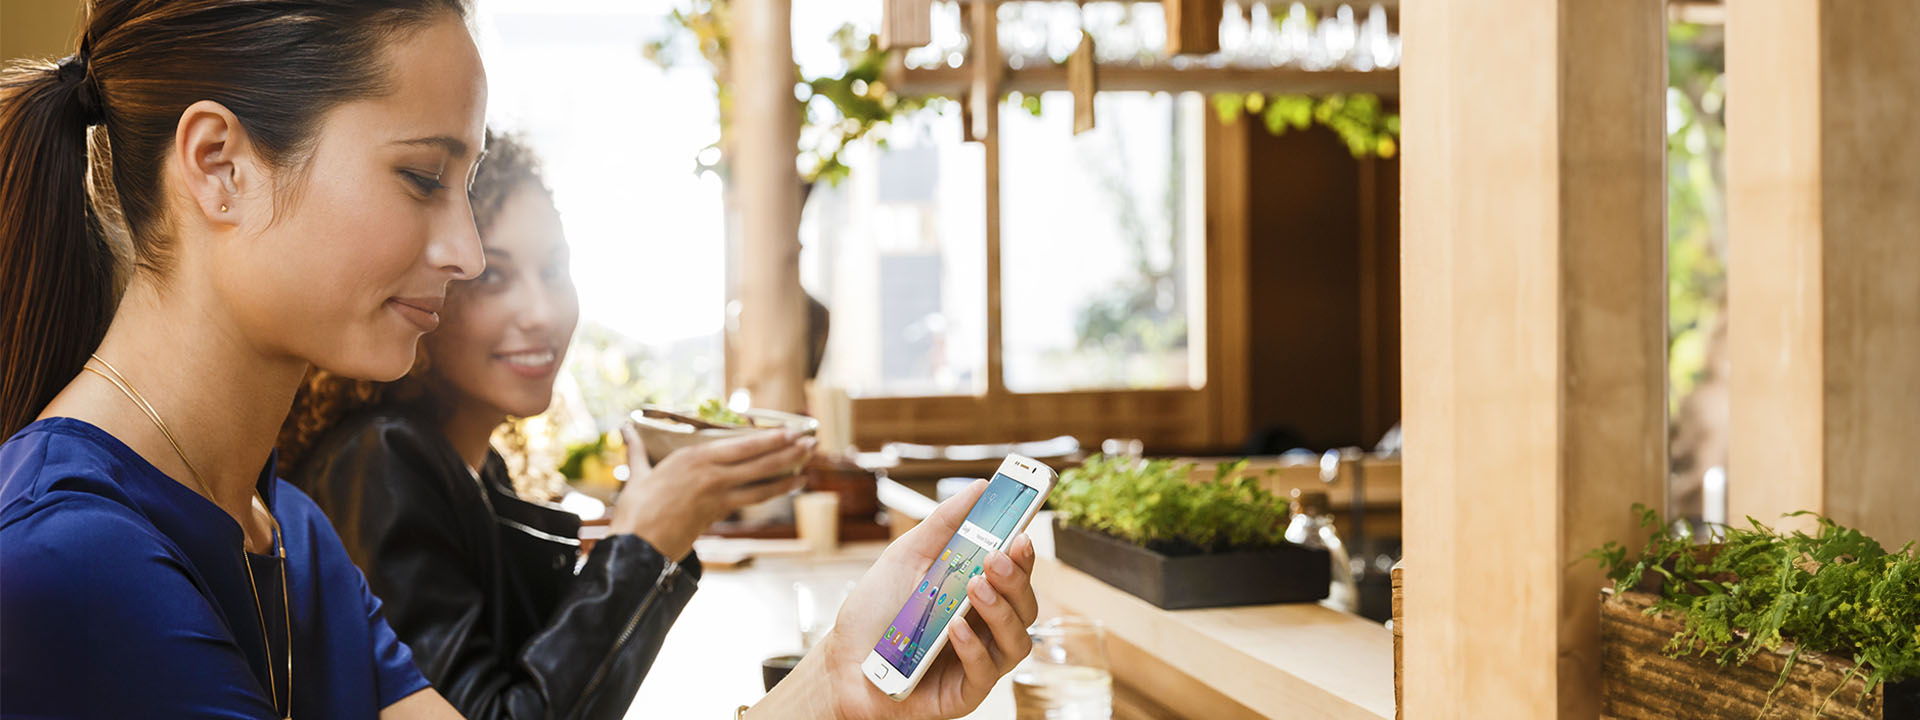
[1599,589,1900,719]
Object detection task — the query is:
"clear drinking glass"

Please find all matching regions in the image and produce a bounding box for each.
[793,580,855,652]
[1012,617,1112,720]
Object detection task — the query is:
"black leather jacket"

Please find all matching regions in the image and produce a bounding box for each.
[289,409,700,720]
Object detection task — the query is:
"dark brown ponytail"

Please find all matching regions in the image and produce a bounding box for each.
[0,0,468,440]
[0,54,115,439]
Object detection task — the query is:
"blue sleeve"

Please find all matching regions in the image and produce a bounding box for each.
[273,480,432,711]
[363,560,433,707]
[0,495,277,719]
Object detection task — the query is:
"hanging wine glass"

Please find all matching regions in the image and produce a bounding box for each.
[1278,2,1312,69]
[1218,0,1249,62]
[1244,1,1276,68]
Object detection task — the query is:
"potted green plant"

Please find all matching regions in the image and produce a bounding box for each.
[1590,506,1920,719]
[1048,454,1329,610]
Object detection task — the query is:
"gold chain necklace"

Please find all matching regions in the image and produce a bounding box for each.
[83,354,293,720]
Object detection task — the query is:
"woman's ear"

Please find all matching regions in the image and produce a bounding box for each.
[173,100,262,227]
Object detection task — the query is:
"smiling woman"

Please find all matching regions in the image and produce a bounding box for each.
[0,0,483,717]
[278,132,820,719]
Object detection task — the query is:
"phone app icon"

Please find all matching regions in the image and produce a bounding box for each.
[884,627,896,643]
[936,592,947,608]
[939,550,950,564]
[917,580,928,594]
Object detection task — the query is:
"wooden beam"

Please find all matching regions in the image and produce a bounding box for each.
[1725,1,1920,545]
[888,65,1399,99]
[729,0,808,412]
[1400,0,1666,717]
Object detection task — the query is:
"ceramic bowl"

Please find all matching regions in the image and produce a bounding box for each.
[629,405,819,465]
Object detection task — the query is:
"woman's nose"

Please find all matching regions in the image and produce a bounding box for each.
[516,281,558,332]
[432,209,484,281]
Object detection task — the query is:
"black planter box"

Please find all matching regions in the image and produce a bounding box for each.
[1051,518,1331,610]
[1889,678,1920,719]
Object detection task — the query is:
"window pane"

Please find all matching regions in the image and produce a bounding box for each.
[802,110,989,397]
[998,92,1206,393]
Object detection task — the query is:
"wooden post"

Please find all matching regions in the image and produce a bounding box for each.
[729,0,808,412]
[970,0,1006,397]
[880,0,931,51]
[1724,2,1920,545]
[1203,113,1251,448]
[1400,0,1666,717]
[1166,0,1222,56]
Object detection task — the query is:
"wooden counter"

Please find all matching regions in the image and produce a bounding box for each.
[1034,555,1397,720]
[632,520,1396,719]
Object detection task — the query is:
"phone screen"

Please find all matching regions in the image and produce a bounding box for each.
[875,472,1039,676]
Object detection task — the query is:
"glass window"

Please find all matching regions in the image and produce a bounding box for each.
[802,110,989,397]
[998,91,1207,393]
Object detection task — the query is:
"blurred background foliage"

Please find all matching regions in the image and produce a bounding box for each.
[1665,20,1728,515]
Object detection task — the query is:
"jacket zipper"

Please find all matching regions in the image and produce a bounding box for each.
[568,556,681,719]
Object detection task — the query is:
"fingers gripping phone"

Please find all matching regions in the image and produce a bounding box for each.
[862,454,1057,700]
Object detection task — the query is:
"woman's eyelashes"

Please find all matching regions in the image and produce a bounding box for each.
[400,169,448,196]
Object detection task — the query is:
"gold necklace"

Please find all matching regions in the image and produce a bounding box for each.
[83,354,293,720]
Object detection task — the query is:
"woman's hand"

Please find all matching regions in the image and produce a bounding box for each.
[609,426,815,559]
[753,479,1040,720]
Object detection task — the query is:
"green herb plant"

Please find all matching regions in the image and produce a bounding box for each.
[1590,505,1920,715]
[558,432,613,482]
[1050,454,1291,555]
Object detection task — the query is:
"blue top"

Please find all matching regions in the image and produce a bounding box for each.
[0,417,431,718]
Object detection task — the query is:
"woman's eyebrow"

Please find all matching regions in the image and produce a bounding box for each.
[390,135,471,158]
[483,247,514,260]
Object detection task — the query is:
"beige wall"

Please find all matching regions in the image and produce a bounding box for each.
[1,0,84,63]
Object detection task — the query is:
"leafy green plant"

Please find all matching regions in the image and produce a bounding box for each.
[1050,454,1291,555]
[1212,91,1399,158]
[1590,506,1920,715]
[643,0,940,186]
[558,432,615,482]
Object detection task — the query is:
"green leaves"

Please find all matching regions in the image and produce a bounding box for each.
[1213,92,1399,158]
[1592,505,1920,713]
[1050,454,1291,554]
[646,2,939,187]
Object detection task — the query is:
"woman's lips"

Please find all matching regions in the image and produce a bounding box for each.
[496,348,559,378]
[387,297,443,333]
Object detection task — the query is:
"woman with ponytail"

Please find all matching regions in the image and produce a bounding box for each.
[0,1,483,717]
[0,2,1038,718]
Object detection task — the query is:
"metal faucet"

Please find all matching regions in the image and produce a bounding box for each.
[1286,488,1359,613]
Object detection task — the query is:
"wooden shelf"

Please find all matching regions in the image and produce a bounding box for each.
[887,63,1399,98]
[1182,455,1403,508]
[1032,548,1396,719]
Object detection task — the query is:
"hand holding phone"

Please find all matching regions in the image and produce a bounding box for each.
[745,460,1047,720]
[860,455,1055,700]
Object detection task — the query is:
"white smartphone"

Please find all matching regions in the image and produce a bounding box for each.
[862,454,1057,700]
